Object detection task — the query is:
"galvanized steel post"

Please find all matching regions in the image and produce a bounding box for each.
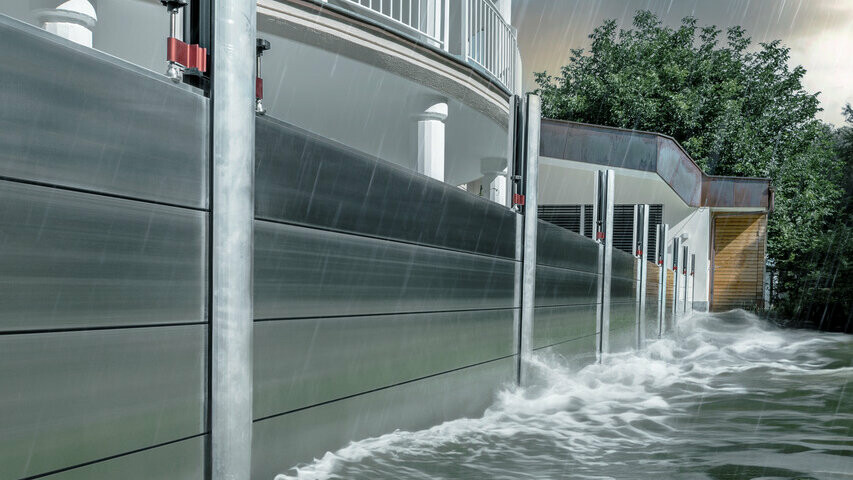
[519,94,540,385]
[211,0,256,478]
[636,204,649,349]
[594,169,614,360]
[657,224,669,338]
[671,237,680,326]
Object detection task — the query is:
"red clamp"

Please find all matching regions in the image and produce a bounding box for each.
[512,194,525,206]
[636,249,643,256]
[256,77,264,100]
[658,260,663,265]
[596,232,605,240]
[167,37,207,72]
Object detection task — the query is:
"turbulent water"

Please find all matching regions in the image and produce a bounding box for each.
[278,311,853,480]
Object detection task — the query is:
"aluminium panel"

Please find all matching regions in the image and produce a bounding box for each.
[534,337,597,369]
[0,16,208,208]
[0,326,206,480]
[38,436,205,480]
[610,277,638,304]
[533,264,599,308]
[254,309,516,419]
[608,302,637,352]
[611,248,636,281]
[251,356,516,479]
[0,181,206,332]
[536,219,599,273]
[255,116,518,259]
[531,304,598,351]
[255,221,517,319]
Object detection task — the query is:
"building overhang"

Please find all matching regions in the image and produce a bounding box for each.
[540,119,773,212]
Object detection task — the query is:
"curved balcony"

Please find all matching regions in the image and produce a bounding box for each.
[318,0,518,93]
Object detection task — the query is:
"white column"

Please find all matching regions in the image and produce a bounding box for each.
[481,157,508,205]
[416,101,448,182]
[32,0,97,47]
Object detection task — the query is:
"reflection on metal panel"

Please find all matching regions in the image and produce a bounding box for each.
[0,16,208,208]
[535,220,599,273]
[0,326,206,479]
[610,277,637,303]
[251,357,516,480]
[255,116,518,258]
[611,248,636,281]
[0,181,206,332]
[254,309,515,419]
[608,303,637,352]
[39,436,206,480]
[255,221,517,319]
[534,265,599,308]
[532,304,597,350]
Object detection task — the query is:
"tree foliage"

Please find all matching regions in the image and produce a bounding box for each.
[534,11,850,330]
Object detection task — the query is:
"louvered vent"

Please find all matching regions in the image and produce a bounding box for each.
[539,204,662,249]
[538,204,593,238]
[613,205,635,254]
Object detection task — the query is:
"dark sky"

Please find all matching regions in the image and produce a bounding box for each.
[512,0,852,125]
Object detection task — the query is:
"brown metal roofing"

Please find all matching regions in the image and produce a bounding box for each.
[540,118,773,211]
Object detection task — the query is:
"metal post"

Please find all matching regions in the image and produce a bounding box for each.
[518,94,540,385]
[211,0,256,477]
[671,237,680,326]
[690,253,696,313]
[636,205,649,349]
[682,244,689,316]
[593,170,614,360]
[657,223,669,337]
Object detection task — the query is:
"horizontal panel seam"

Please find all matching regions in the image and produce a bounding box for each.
[0,321,208,336]
[0,176,209,212]
[255,216,519,262]
[533,332,597,351]
[535,263,599,276]
[17,433,206,480]
[533,302,601,309]
[252,353,518,423]
[254,306,519,322]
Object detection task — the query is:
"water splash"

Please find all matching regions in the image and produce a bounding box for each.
[277,310,853,480]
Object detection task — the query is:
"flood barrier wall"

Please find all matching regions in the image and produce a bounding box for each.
[0,16,650,480]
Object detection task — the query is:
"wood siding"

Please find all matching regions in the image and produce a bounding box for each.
[711,214,767,311]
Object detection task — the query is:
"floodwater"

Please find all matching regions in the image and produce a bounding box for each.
[279,311,853,479]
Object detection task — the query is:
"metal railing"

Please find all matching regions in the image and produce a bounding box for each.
[339,0,448,49]
[325,0,518,93]
[465,0,516,92]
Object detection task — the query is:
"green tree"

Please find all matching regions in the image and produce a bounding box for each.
[535,11,849,329]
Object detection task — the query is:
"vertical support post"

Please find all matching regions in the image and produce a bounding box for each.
[416,101,448,182]
[211,0,255,478]
[690,254,696,313]
[682,244,689,315]
[671,236,680,326]
[635,205,649,349]
[518,94,540,385]
[593,169,614,360]
[579,205,585,238]
[657,223,669,337]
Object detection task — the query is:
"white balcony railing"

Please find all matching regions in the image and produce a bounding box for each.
[328,0,517,93]
[340,0,448,49]
[465,0,516,93]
